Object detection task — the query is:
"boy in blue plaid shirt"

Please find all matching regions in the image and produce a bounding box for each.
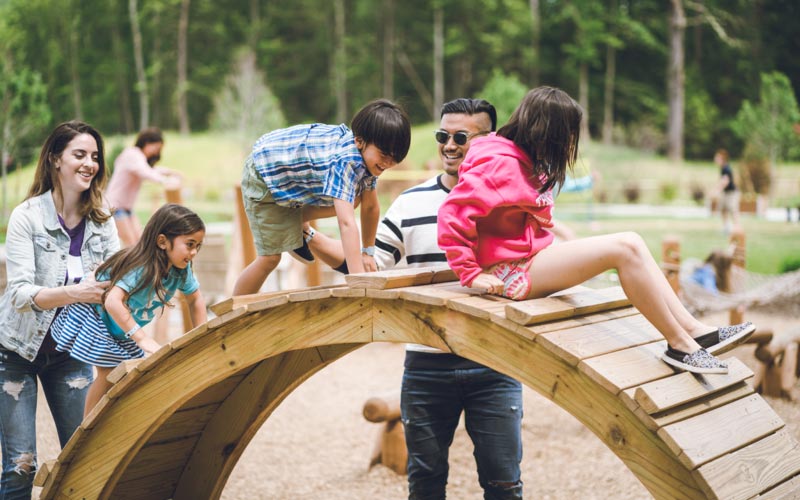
[233,99,411,294]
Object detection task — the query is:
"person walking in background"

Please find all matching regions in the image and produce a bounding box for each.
[713,148,740,235]
[306,98,525,499]
[105,127,183,247]
[232,99,411,295]
[51,203,207,417]
[438,87,755,375]
[0,121,119,499]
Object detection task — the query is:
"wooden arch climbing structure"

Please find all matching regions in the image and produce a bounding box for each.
[35,266,800,500]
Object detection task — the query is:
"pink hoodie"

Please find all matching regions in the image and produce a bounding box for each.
[437,133,554,287]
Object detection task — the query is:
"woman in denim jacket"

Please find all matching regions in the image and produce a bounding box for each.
[0,121,119,499]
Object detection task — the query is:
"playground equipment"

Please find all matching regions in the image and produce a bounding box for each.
[661,231,800,399]
[363,393,406,475]
[33,265,800,499]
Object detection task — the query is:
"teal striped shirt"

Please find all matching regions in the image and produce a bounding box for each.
[249,123,377,207]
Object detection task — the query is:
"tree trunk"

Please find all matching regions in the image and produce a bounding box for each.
[151,8,163,127]
[129,0,149,129]
[529,0,541,86]
[667,0,686,162]
[397,49,433,113]
[432,6,444,121]
[111,3,134,133]
[69,28,83,120]
[249,0,261,52]
[177,0,191,134]
[579,62,590,140]
[333,0,347,123]
[602,0,617,145]
[382,0,395,99]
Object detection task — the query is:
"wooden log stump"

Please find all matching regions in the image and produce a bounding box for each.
[364,393,407,475]
[753,326,800,400]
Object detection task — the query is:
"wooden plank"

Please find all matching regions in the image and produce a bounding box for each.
[332,287,366,297]
[365,288,401,299]
[634,358,753,414]
[287,287,335,302]
[627,382,754,432]
[505,286,630,326]
[147,404,220,443]
[447,294,509,320]
[208,283,343,315]
[517,307,640,340]
[118,436,197,482]
[756,473,800,499]
[180,373,248,409]
[81,394,111,430]
[242,295,289,312]
[107,359,144,385]
[694,429,800,500]
[431,267,458,283]
[658,394,785,469]
[33,459,57,487]
[579,341,673,394]
[344,266,449,289]
[400,282,477,306]
[537,315,661,366]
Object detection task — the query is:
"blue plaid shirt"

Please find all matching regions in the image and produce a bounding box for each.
[249,123,378,208]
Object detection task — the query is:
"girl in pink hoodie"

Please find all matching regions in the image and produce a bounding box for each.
[437,86,753,374]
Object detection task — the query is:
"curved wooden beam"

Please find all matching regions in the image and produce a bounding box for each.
[36,275,800,500]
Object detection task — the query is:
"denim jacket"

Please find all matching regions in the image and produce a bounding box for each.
[0,191,119,361]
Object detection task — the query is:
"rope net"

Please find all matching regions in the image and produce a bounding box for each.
[679,259,800,315]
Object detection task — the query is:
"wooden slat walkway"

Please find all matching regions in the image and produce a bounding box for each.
[34,265,800,500]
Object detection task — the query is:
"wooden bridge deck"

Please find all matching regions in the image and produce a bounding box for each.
[34,266,800,500]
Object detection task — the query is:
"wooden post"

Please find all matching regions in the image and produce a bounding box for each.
[234,184,257,267]
[727,230,746,325]
[661,236,681,294]
[363,393,406,475]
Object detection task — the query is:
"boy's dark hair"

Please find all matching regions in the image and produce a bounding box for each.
[135,127,164,149]
[715,148,729,163]
[28,120,110,224]
[351,99,411,163]
[441,98,498,131]
[97,203,205,306]
[498,86,582,193]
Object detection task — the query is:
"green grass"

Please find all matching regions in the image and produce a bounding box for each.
[2,128,799,275]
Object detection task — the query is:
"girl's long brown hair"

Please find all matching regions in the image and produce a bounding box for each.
[497,86,583,193]
[97,204,205,304]
[27,120,110,224]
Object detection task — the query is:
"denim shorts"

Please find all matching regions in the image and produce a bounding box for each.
[241,158,304,256]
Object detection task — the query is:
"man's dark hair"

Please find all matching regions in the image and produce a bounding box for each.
[351,99,411,163]
[135,127,164,149]
[440,98,498,131]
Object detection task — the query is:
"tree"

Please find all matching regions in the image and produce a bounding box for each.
[129,0,149,129]
[731,72,800,190]
[666,0,686,162]
[0,63,51,222]
[210,49,286,151]
[176,0,191,134]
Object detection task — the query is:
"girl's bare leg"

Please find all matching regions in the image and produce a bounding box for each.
[114,217,138,248]
[85,366,115,417]
[526,232,713,352]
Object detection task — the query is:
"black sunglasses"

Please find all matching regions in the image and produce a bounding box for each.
[434,130,488,146]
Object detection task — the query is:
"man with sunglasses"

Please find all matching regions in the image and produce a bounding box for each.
[306,98,524,499]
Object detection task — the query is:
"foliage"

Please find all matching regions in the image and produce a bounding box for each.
[781,256,800,273]
[684,72,721,160]
[477,70,528,126]
[209,48,286,151]
[0,52,51,221]
[659,182,678,203]
[623,182,641,203]
[738,145,772,194]
[731,72,800,168]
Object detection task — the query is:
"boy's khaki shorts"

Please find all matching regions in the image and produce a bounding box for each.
[241,158,303,256]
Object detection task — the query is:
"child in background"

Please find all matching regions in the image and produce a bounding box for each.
[437,86,754,374]
[51,203,207,415]
[233,99,411,295]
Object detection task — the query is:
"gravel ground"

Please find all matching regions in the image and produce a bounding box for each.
[30,309,800,499]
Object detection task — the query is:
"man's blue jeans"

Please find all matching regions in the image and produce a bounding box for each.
[0,347,92,500]
[401,365,523,500]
